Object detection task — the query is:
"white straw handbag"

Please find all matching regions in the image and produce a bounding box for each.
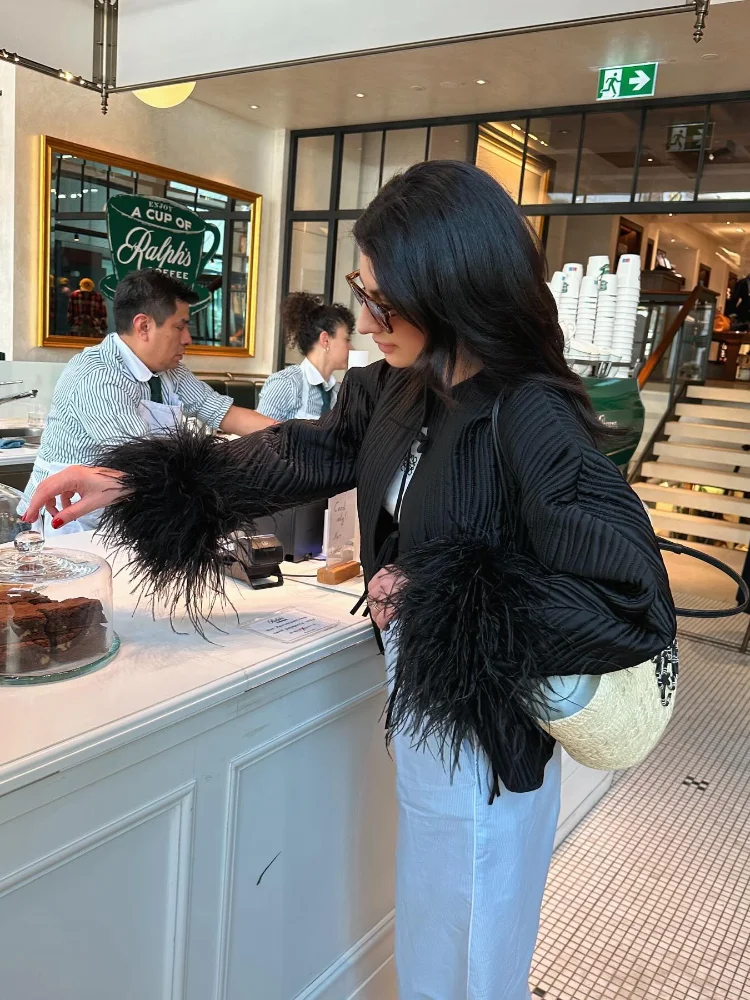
[536,647,678,771]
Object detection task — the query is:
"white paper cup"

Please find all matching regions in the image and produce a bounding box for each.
[549,271,565,295]
[587,256,611,280]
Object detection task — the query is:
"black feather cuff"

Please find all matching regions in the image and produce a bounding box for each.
[382,535,597,798]
[97,426,278,629]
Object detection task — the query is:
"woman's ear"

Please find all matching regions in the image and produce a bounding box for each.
[319,329,331,352]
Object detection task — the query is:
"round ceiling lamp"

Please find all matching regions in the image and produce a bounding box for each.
[132,81,196,108]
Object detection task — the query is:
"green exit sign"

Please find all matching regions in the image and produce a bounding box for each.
[597,62,658,101]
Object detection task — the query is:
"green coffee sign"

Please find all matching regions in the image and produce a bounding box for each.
[597,63,658,102]
[101,194,220,312]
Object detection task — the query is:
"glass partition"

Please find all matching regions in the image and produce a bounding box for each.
[575,110,641,204]
[698,101,750,202]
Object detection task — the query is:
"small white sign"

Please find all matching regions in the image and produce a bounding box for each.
[325,489,358,568]
[241,608,338,643]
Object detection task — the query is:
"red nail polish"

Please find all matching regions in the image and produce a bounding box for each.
[51,518,63,530]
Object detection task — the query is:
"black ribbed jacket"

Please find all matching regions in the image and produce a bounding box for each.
[101,360,677,795]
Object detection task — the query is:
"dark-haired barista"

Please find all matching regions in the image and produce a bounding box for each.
[257,292,355,421]
[20,269,273,533]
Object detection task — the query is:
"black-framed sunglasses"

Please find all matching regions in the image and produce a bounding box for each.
[346,270,395,333]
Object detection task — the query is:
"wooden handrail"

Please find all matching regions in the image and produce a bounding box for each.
[637,285,701,389]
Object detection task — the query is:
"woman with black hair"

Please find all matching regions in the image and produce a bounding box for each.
[27,161,675,1000]
[257,293,355,421]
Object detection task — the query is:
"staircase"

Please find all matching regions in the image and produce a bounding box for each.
[633,384,750,548]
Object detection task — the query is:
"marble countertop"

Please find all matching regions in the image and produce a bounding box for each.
[0,534,375,794]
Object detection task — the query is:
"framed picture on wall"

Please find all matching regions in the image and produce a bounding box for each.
[38,136,262,356]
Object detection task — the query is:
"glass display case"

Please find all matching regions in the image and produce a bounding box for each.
[632,287,718,388]
[0,485,118,683]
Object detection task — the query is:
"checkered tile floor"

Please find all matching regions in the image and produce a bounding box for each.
[530,598,750,1000]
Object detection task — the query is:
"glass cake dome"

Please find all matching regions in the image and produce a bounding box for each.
[0,484,119,683]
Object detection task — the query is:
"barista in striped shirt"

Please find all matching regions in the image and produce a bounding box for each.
[20,269,273,533]
[257,293,354,422]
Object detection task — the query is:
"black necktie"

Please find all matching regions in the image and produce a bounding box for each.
[318,384,333,415]
[149,376,163,404]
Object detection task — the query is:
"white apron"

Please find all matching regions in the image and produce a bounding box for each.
[34,396,183,535]
[383,628,561,1000]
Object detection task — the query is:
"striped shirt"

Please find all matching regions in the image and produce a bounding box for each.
[20,333,232,509]
[257,357,339,422]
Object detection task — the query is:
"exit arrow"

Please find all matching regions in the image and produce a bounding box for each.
[628,69,651,92]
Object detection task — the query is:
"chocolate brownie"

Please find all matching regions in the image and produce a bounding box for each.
[8,602,48,641]
[49,626,108,663]
[0,589,51,606]
[0,636,51,673]
[37,598,105,634]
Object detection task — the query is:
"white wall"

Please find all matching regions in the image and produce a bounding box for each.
[5,66,287,375]
[116,0,679,88]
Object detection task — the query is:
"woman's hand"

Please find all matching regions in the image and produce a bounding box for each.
[23,466,129,529]
[367,565,406,631]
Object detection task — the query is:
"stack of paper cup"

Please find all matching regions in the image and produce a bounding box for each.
[586,255,611,281]
[558,263,583,338]
[547,271,564,310]
[594,272,618,355]
[613,255,642,377]
[575,275,599,343]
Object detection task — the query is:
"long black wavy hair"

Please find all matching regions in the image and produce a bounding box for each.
[352,160,604,439]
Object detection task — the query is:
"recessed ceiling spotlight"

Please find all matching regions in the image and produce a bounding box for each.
[647,157,654,163]
[670,238,676,243]
[250,104,259,110]
[355,92,366,98]
[669,213,674,217]
[511,123,523,131]
[708,152,715,161]
[737,228,744,233]
[410,85,425,92]
[701,52,720,61]
[476,79,487,85]
[439,81,458,89]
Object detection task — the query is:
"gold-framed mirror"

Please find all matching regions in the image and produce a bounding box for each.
[38,136,262,356]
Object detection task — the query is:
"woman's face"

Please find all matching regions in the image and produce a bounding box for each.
[356,254,426,368]
[321,322,352,371]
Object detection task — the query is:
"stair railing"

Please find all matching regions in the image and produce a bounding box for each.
[627,285,703,484]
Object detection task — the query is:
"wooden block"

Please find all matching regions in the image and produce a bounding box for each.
[316,560,361,585]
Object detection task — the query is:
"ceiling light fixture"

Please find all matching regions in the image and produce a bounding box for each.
[647,157,654,163]
[133,82,196,108]
[355,92,366,98]
[669,213,674,217]
[476,79,487,85]
[671,238,676,242]
[250,105,259,110]
[528,133,539,141]
[73,233,80,242]
[511,123,523,131]
[708,153,715,161]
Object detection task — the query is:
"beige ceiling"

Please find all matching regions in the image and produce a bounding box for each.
[189,4,750,131]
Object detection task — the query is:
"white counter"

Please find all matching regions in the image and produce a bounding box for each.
[0,536,611,1000]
